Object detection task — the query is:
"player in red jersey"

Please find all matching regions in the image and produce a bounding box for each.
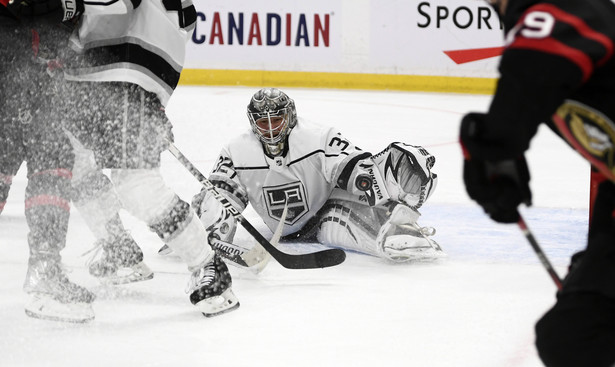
[460,0,615,365]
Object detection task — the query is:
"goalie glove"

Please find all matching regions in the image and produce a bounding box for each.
[371,142,438,209]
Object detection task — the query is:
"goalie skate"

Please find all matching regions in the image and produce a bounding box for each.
[187,254,239,317]
[381,224,445,262]
[377,204,445,262]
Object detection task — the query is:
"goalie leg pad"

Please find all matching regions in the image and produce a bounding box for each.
[315,200,387,257]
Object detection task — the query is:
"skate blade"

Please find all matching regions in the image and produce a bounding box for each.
[383,245,447,263]
[25,296,95,323]
[99,262,154,285]
[158,244,173,256]
[195,288,240,317]
[387,252,447,263]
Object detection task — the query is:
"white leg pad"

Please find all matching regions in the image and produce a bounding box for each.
[315,201,383,257]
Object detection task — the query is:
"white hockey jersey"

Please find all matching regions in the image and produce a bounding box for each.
[209,119,369,236]
[65,0,196,106]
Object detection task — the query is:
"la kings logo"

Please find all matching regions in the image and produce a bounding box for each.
[264,182,308,225]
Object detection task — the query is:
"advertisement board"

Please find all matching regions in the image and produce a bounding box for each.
[185,0,341,71]
[184,0,506,93]
[370,0,504,77]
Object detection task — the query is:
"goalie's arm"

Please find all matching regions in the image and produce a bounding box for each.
[338,142,439,208]
[192,150,249,243]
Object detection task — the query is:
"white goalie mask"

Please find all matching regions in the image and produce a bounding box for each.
[247,88,297,156]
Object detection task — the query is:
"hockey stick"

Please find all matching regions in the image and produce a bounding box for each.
[212,202,288,272]
[517,215,563,290]
[166,142,346,269]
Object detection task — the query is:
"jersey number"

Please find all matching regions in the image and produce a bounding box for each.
[329,136,349,151]
[520,11,555,39]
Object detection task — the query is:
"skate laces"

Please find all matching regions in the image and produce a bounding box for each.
[82,239,106,269]
[185,261,216,294]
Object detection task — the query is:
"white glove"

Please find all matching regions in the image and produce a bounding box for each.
[372,142,438,209]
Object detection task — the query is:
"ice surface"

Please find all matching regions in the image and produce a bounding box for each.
[0,87,590,366]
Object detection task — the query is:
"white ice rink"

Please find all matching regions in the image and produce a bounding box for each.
[0,86,591,366]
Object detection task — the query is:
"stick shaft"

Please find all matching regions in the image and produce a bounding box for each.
[166,142,345,269]
[518,215,563,290]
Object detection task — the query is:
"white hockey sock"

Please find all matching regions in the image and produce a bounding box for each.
[166,212,215,271]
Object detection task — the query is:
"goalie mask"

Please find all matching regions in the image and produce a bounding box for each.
[247,88,297,156]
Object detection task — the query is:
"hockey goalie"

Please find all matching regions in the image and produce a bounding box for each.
[163,88,444,269]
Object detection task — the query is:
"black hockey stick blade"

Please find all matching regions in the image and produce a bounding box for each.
[209,237,250,268]
[166,141,346,269]
[518,215,563,290]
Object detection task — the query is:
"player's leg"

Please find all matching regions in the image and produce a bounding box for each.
[69,132,152,285]
[22,119,94,323]
[535,177,615,367]
[0,27,29,215]
[111,168,239,316]
[315,192,443,262]
[108,85,238,316]
[0,120,24,215]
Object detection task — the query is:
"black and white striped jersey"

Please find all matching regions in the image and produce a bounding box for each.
[65,0,196,106]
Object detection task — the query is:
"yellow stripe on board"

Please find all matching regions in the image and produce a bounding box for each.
[179,69,497,95]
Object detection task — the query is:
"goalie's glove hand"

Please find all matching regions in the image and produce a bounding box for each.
[460,113,532,223]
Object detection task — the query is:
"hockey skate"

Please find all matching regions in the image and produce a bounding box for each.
[23,258,96,323]
[377,205,445,262]
[87,232,153,285]
[187,254,240,317]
